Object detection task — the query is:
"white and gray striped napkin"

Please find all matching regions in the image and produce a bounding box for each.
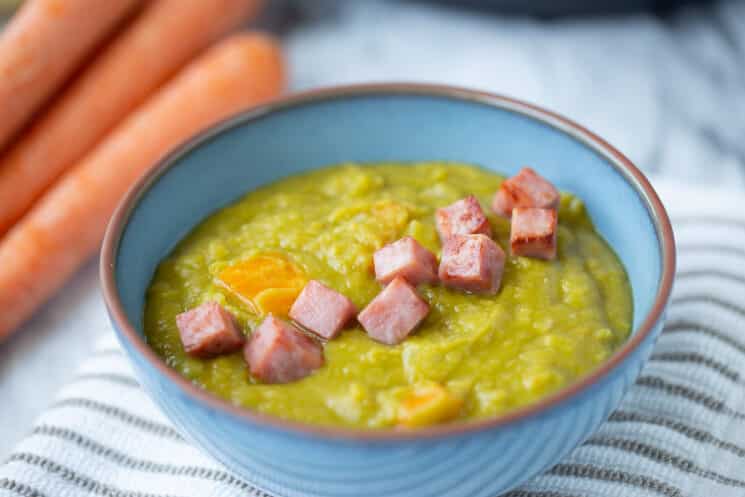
[2,181,744,497]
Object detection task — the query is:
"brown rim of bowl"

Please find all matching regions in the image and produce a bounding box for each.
[101,83,676,442]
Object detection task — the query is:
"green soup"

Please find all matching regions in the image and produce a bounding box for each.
[144,163,632,428]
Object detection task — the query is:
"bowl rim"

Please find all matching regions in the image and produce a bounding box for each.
[100,82,676,442]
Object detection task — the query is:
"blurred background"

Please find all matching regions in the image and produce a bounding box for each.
[1,0,743,457]
[277,0,745,186]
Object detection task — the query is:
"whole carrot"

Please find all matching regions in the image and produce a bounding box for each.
[0,0,141,149]
[0,33,285,340]
[0,0,264,237]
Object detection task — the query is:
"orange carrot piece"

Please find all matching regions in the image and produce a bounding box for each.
[0,0,263,237]
[218,253,307,316]
[0,33,285,340]
[0,0,141,149]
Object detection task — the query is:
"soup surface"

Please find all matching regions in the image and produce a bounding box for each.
[144,163,632,428]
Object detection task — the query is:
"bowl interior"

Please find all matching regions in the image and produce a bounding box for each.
[115,90,662,349]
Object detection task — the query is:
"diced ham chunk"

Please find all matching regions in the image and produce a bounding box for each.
[492,167,560,218]
[435,195,491,241]
[244,315,324,384]
[510,207,558,260]
[357,276,430,345]
[175,302,244,358]
[289,280,357,340]
[438,234,505,294]
[373,236,438,286]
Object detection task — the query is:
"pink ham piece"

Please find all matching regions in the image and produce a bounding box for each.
[357,276,430,345]
[373,236,438,286]
[289,280,357,340]
[435,195,491,241]
[175,302,244,358]
[244,315,324,384]
[438,234,505,295]
[492,167,560,218]
[510,207,558,260]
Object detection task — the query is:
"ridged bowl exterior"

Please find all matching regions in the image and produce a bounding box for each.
[102,85,675,497]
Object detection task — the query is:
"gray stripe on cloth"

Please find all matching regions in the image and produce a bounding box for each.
[676,269,745,286]
[608,410,745,458]
[29,425,264,494]
[503,491,581,497]
[635,376,745,419]
[48,398,184,442]
[0,479,47,497]
[71,373,140,388]
[663,319,745,355]
[648,352,740,382]
[670,295,745,319]
[545,464,682,497]
[584,437,745,488]
[5,453,183,497]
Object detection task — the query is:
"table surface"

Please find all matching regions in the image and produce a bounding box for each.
[2,0,745,457]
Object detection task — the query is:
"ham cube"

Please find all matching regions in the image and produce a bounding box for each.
[357,277,430,345]
[244,315,324,384]
[510,207,558,260]
[175,302,244,358]
[373,236,438,286]
[492,167,560,218]
[289,280,357,340]
[438,234,505,294]
[435,195,491,241]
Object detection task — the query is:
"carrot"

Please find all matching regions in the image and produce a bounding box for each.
[0,33,285,340]
[0,0,264,237]
[0,0,141,149]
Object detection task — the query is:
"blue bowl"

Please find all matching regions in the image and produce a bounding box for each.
[101,84,675,497]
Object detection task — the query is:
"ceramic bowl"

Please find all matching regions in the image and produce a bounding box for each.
[101,84,675,497]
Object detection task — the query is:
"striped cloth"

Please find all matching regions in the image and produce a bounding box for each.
[1,182,744,497]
